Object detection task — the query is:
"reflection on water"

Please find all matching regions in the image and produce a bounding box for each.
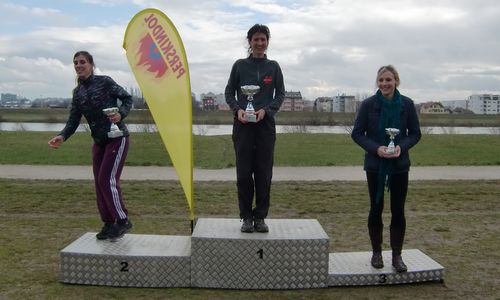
[0,122,499,135]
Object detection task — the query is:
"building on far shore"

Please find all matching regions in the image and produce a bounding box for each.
[201,92,227,111]
[333,94,356,113]
[1,93,32,108]
[314,97,333,112]
[419,101,446,114]
[468,94,500,114]
[281,91,304,112]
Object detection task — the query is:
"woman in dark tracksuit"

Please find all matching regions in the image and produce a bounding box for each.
[351,65,421,272]
[225,24,285,233]
[48,51,133,241]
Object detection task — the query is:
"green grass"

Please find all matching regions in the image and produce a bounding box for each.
[2,109,499,298]
[0,131,499,167]
[0,179,499,299]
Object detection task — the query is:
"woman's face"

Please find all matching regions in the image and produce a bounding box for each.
[249,32,268,58]
[377,70,398,99]
[73,54,93,80]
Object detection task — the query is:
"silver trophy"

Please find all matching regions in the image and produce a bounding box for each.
[103,107,124,138]
[385,128,400,154]
[240,85,260,123]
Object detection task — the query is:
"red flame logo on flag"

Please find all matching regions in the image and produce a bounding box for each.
[136,34,168,78]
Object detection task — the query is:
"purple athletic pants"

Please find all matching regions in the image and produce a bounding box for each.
[92,136,129,223]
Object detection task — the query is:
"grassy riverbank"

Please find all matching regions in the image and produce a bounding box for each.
[1,110,499,299]
[1,131,499,167]
[1,108,500,127]
[0,179,498,299]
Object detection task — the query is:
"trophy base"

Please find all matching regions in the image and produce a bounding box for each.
[245,114,256,123]
[385,141,396,154]
[107,131,124,138]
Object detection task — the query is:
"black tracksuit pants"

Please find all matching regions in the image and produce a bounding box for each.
[232,116,276,220]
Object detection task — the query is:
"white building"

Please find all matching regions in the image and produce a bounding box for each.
[333,94,356,113]
[468,94,500,114]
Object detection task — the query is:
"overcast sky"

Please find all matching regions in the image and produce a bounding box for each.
[1,0,499,103]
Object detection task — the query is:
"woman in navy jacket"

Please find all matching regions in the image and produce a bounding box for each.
[351,65,421,272]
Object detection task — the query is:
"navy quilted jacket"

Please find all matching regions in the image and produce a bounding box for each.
[351,94,421,173]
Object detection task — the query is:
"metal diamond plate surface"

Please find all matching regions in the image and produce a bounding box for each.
[328,249,445,286]
[59,223,443,289]
[60,233,191,287]
[192,218,330,240]
[191,218,330,289]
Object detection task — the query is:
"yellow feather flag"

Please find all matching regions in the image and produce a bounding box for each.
[123,8,194,222]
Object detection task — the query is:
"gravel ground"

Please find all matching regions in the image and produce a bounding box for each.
[1,165,499,181]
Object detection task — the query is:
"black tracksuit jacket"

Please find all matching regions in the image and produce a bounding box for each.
[59,75,133,146]
[224,55,285,117]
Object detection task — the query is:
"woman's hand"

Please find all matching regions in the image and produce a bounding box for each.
[48,135,64,149]
[377,145,401,158]
[108,112,122,123]
[255,109,266,122]
[237,108,265,123]
[237,109,248,124]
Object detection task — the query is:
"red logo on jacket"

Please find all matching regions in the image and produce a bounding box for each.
[263,76,273,85]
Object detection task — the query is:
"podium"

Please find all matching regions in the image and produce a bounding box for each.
[329,249,445,286]
[191,218,329,289]
[60,233,191,287]
[59,218,445,288]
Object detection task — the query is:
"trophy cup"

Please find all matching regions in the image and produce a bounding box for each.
[240,85,260,123]
[102,107,124,138]
[385,128,400,154]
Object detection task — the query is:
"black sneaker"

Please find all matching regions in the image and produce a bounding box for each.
[96,223,113,240]
[241,218,254,233]
[108,219,133,240]
[254,219,269,233]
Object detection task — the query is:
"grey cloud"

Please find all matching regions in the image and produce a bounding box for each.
[1,0,500,102]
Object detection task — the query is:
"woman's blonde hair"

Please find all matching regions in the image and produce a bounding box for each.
[377,65,400,87]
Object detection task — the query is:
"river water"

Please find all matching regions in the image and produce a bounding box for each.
[0,122,499,135]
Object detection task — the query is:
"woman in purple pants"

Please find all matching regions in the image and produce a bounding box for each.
[48,51,133,241]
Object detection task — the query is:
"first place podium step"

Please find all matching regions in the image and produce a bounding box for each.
[191,218,330,289]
